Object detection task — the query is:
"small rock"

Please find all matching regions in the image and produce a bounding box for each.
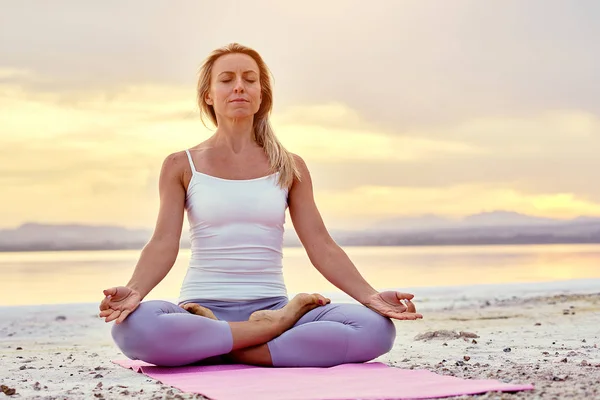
[534,322,542,326]
[464,356,471,361]
[1,385,16,396]
[582,339,587,343]
[552,375,568,381]
[581,360,589,366]
[401,358,410,362]
[561,358,568,363]
[503,348,511,353]
[472,339,478,344]
[33,382,41,391]
[456,360,465,366]
[55,315,67,321]
[16,347,22,350]
[96,382,103,389]
[443,343,448,346]
[542,351,550,356]
[19,365,26,370]
[94,374,103,379]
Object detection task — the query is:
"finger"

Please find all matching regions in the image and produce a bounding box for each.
[115,309,131,324]
[388,312,423,320]
[99,309,114,318]
[406,300,417,313]
[99,295,112,311]
[105,309,121,323]
[103,288,117,297]
[395,292,414,301]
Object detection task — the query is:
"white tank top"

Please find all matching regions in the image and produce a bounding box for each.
[178,149,289,303]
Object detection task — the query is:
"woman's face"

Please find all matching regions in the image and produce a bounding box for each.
[206,53,262,121]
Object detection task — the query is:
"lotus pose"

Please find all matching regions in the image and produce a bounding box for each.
[99,43,422,368]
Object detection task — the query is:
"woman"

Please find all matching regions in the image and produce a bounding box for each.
[99,43,422,368]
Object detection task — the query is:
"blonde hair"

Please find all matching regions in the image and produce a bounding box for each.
[197,43,300,189]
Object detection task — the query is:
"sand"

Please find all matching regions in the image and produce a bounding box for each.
[1,292,599,400]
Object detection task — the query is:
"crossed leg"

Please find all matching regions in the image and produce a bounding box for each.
[111,297,396,368]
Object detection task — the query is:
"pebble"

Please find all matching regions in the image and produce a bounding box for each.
[55,315,67,321]
[503,348,512,353]
[464,355,471,361]
[534,322,542,326]
[1,385,16,396]
[581,360,589,366]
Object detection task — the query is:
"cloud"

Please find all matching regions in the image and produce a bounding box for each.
[1,0,599,129]
[313,184,600,229]
[273,103,484,163]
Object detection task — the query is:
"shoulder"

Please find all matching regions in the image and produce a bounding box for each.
[291,153,310,176]
[290,153,313,192]
[162,150,189,171]
[159,150,193,183]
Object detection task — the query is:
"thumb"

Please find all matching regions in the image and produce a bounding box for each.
[103,287,117,297]
[395,292,414,301]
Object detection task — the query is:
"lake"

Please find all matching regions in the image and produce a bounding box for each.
[1,244,599,308]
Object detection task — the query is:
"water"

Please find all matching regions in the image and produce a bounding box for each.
[1,244,599,309]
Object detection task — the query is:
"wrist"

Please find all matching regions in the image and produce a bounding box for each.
[126,283,145,299]
[357,288,379,305]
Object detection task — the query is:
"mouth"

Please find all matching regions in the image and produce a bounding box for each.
[230,98,249,103]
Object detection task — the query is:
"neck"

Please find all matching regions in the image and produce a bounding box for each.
[212,116,256,153]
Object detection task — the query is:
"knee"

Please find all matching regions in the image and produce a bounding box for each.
[110,300,170,360]
[347,306,396,362]
[362,309,396,355]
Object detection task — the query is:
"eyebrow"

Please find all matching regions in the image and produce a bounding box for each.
[217,70,258,76]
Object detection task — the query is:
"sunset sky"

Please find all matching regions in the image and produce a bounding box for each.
[1,1,600,230]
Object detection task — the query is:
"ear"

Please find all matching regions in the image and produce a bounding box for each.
[205,93,213,105]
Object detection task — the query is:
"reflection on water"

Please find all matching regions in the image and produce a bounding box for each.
[1,244,599,306]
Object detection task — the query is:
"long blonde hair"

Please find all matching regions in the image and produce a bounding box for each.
[197,43,300,189]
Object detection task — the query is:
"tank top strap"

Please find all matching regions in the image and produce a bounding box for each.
[184,149,198,173]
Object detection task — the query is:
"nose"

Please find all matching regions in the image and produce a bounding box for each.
[233,77,245,93]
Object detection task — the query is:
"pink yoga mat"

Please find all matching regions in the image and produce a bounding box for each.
[113,359,534,400]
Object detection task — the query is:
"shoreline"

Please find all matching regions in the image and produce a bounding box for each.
[1,292,599,399]
[2,240,600,253]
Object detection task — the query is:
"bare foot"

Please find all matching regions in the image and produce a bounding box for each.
[182,303,218,320]
[248,293,330,336]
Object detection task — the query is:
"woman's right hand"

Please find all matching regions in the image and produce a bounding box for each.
[98,286,142,324]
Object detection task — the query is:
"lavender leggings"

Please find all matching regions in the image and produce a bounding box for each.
[111,296,396,367]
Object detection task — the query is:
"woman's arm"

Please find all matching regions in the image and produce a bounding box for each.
[288,155,378,304]
[125,152,187,299]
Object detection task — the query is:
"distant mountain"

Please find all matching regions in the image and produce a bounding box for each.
[1,212,600,252]
[0,223,157,252]
[371,211,586,232]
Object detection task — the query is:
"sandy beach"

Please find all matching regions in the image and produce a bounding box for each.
[1,291,599,400]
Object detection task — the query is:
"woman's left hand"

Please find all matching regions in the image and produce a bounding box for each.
[364,291,423,320]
